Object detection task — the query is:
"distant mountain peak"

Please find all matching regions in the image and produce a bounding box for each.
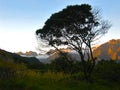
[47,47,72,55]
[93,39,120,60]
[16,51,38,56]
[108,39,120,45]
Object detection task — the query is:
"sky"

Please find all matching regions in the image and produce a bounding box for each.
[0,0,120,53]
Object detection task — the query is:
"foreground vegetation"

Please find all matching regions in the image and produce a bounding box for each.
[0,57,120,90]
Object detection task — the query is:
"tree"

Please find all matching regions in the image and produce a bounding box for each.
[36,4,111,81]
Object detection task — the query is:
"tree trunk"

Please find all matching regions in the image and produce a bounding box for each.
[78,50,89,81]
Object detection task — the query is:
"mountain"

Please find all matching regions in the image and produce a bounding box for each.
[16,51,37,57]
[47,39,120,61]
[47,48,82,62]
[48,48,73,60]
[1,39,119,65]
[93,39,120,60]
[0,48,40,65]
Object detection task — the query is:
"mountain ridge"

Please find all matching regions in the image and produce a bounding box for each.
[0,48,40,64]
[0,39,120,64]
[47,39,120,61]
[16,51,38,56]
[93,39,120,60]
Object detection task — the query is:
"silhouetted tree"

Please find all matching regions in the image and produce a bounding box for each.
[36,4,111,81]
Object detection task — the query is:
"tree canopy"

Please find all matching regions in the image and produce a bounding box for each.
[36,4,110,48]
[36,4,111,81]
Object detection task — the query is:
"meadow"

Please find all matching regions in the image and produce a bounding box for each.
[0,57,120,90]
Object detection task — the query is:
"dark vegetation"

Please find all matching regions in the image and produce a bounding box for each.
[0,49,45,70]
[0,52,120,90]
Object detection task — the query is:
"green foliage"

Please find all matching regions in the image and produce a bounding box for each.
[0,58,120,90]
[49,56,82,74]
[93,60,120,82]
[1,54,120,90]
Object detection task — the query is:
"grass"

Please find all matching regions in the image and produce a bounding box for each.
[0,71,120,90]
[0,59,120,90]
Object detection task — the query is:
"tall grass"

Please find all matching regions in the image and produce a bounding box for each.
[0,59,120,90]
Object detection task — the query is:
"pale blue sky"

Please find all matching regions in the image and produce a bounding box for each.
[0,0,120,52]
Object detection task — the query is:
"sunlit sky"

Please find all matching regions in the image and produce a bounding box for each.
[0,0,120,53]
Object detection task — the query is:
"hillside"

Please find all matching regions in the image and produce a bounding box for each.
[47,39,120,61]
[0,49,42,69]
[93,39,120,60]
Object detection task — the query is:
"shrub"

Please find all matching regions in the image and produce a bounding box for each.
[94,60,120,82]
[49,56,82,74]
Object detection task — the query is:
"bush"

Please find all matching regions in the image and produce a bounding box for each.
[49,56,82,74]
[94,60,120,82]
